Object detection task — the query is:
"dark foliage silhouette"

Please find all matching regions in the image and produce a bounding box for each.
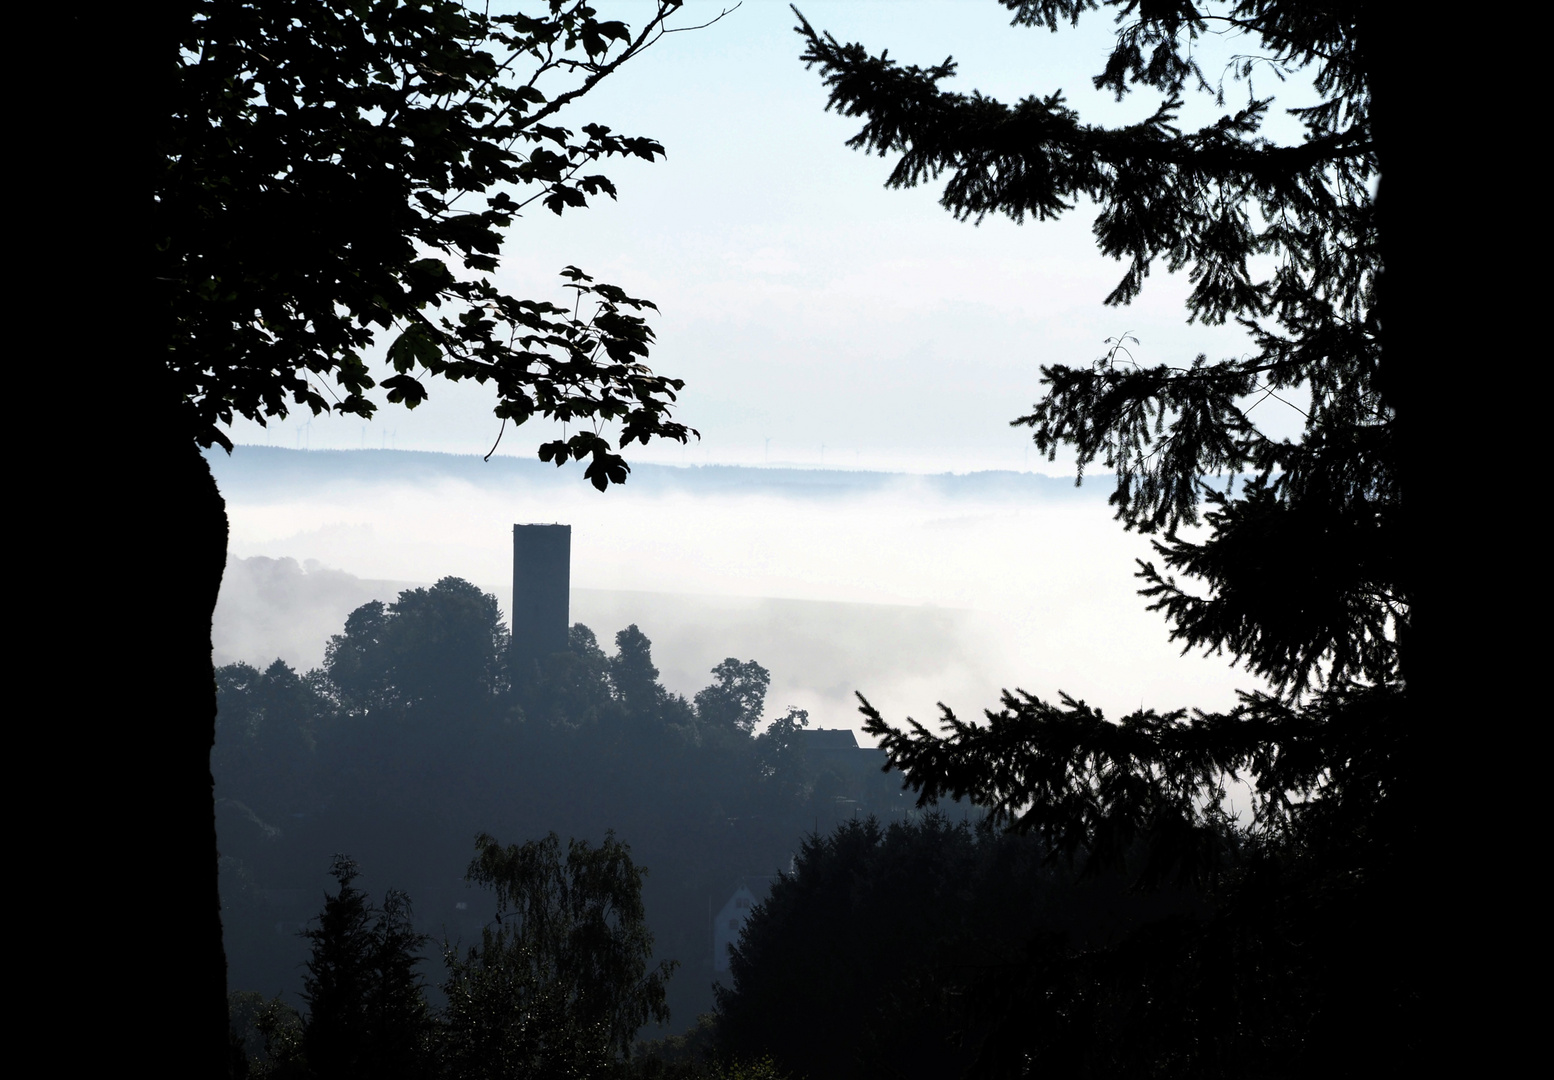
[793,1,1454,1073]
[228,991,305,1079]
[714,814,1200,1080]
[121,3,700,1066]
[228,858,435,1079]
[230,842,668,1079]
[215,659,328,823]
[694,660,774,737]
[442,832,674,1079]
[216,582,907,1027]
[168,0,697,480]
[717,815,1005,1080]
[300,857,435,1080]
[610,625,671,720]
[325,577,511,714]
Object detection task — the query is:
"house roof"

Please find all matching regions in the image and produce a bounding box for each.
[800,727,860,750]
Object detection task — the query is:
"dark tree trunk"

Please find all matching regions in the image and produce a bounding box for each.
[125,396,235,1075]
[47,3,235,1074]
[1363,7,1509,1074]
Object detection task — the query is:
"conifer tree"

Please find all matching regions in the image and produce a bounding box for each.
[301,857,434,1080]
[791,2,1480,1072]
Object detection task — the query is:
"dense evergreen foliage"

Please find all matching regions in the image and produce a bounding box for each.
[298,858,436,1080]
[231,838,665,1079]
[714,814,1202,1080]
[793,2,1436,1073]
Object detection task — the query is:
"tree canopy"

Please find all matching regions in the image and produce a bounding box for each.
[299,857,435,1080]
[122,3,716,1071]
[442,832,675,1079]
[715,813,1204,1080]
[325,576,511,714]
[215,582,909,1027]
[165,0,699,487]
[799,0,1383,563]
[794,2,1425,1072]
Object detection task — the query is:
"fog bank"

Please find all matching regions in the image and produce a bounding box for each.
[212,448,1257,737]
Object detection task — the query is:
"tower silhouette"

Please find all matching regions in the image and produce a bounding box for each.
[511,524,570,669]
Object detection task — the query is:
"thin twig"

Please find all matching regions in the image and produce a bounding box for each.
[660,3,741,36]
[484,416,507,461]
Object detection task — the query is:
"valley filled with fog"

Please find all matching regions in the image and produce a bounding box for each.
[213,446,1256,736]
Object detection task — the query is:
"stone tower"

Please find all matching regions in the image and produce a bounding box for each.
[511,523,570,668]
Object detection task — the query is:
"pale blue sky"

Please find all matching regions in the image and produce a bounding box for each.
[226,0,1315,473]
[216,4,1325,738]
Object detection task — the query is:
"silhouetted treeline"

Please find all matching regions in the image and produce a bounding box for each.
[225,584,1266,1080]
[236,800,1257,1080]
[709,814,1201,1080]
[710,804,1398,1078]
[217,578,907,1024]
[230,837,751,1080]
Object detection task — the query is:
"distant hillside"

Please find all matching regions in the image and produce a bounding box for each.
[209,442,1255,736]
[215,556,982,736]
[207,445,1104,503]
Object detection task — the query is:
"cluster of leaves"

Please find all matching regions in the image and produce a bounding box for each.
[163,0,698,486]
[325,577,512,713]
[442,833,676,1078]
[693,660,773,736]
[797,1,1411,1072]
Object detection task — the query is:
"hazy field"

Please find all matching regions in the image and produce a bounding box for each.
[212,447,1257,738]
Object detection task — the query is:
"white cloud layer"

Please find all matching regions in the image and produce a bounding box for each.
[214,449,1260,742]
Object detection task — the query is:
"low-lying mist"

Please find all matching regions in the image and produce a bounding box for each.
[212,447,1256,735]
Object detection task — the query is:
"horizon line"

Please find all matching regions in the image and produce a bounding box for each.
[217,442,1095,482]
